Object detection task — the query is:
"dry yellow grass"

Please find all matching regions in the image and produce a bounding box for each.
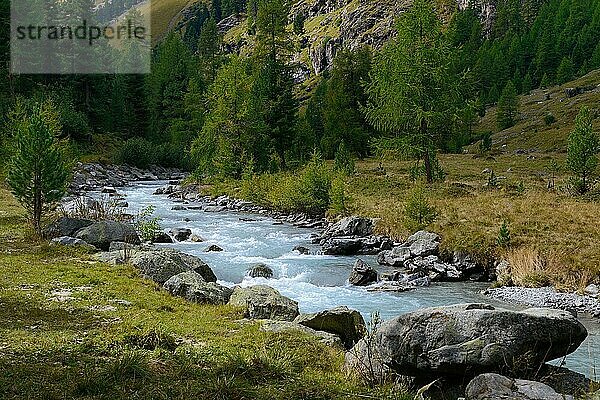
[348,154,600,289]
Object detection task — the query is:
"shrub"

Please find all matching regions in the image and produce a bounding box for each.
[567,106,599,194]
[544,112,556,126]
[328,174,352,217]
[403,184,438,231]
[479,131,492,153]
[334,141,355,175]
[134,205,162,242]
[497,220,511,248]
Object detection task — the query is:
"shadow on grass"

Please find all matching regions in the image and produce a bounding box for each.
[0,296,101,332]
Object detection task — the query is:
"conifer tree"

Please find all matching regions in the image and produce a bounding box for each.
[364,0,466,183]
[567,106,599,194]
[496,81,519,130]
[7,101,71,235]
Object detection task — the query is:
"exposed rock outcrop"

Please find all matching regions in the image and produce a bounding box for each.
[129,248,217,284]
[260,320,343,347]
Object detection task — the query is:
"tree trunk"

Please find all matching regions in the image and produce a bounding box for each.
[423,149,432,184]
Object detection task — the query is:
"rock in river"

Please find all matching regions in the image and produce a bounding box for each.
[75,221,140,251]
[348,259,378,286]
[205,244,224,252]
[170,228,192,242]
[228,285,299,321]
[345,303,587,380]
[164,271,232,305]
[295,306,366,349]
[247,263,274,279]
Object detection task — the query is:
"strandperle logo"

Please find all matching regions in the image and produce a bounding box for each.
[10,0,151,74]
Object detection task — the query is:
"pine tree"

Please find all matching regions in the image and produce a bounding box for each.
[556,57,575,84]
[364,0,467,183]
[497,81,519,130]
[567,106,599,194]
[7,101,71,235]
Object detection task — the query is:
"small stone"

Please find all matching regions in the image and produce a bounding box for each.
[205,244,223,252]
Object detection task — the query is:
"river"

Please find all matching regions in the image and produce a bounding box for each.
[118,181,599,378]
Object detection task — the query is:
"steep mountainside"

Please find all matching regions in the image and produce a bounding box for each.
[167,0,548,82]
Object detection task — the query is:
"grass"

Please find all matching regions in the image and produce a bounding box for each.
[0,186,412,399]
[477,69,600,153]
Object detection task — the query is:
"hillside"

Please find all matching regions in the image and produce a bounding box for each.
[477,69,600,153]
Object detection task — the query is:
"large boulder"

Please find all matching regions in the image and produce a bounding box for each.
[295,306,366,349]
[164,271,232,305]
[129,248,217,284]
[348,259,378,286]
[465,373,574,400]
[43,217,93,238]
[75,221,140,251]
[345,303,587,379]
[228,285,299,321]
[321,237,363,255]
[260,320,343,348]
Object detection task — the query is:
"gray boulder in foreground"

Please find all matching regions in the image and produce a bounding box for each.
[466,373,574,400]
[295,306,366,349]
[75,221,140,250]
[260,320,343,348]
[129,248,217,284]
[164,271,232,305]
[228,285,299,321]
[345,303,587,379]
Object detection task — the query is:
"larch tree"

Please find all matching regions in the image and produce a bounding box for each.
[363,0,465,183]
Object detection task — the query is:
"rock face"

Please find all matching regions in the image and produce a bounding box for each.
[228,285,299,321]
[348,259,378,286]
[129,248,217,284]
[247,263,274,279]
[75,221,140,251]
[345,303,587,379]
[322,216,374,238]
[260,320,343,348]
[295,306,366,349]
[43,217,94,238]
[465,373,574,400]
[164,271,232,305]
